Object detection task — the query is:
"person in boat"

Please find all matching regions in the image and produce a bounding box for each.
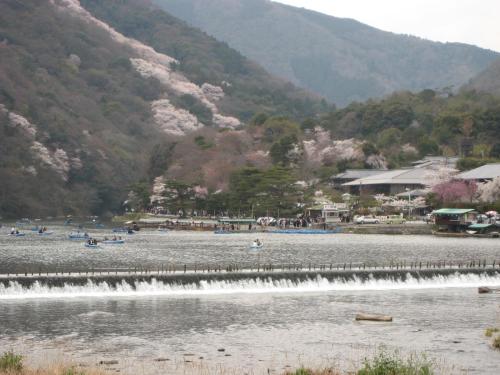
[112,236,117,241]
[11,227,16,235]
[252,239,262,247]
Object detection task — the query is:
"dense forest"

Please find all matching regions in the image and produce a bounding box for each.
[1,0,499,219]
[0,0,325,219]
[318,89,500,168]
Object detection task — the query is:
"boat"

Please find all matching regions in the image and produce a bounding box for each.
[84,243,100,248]
[38,231,54,236]
[102,239,125,244]
[9,232,25,237]
[249,240,263,249]
[68,232,89,240]
[214,229,236,234]
[15,219,31,227]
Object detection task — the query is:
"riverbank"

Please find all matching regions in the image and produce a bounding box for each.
[0,349,440,375]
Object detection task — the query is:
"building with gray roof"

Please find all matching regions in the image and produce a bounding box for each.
[457,163,500,181]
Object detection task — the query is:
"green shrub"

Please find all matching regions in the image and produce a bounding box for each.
[291,368,312,375]
[63,367,85,375]
[0,350,23,372]
[493,335,500,350]
[485,327,499,337]
[358,350,433,375]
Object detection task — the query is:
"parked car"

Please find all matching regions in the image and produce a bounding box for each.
[355,216,380,224]
[384,215,406,224]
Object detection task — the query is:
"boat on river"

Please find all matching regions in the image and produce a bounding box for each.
[249,240,263,249]
[102,239,125,245]
[69,232,89,240]
[38,231,54,236]
[9,232,25,237]
[84,243,100,248]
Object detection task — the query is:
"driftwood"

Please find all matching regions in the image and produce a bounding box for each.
[355,313,393,322]
[478,287,500,294]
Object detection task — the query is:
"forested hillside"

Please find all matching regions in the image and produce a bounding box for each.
[318,89,500,169]
[1,0,499,220]
[0,0,325,219]
[154,0,499,106]
[464,59,500,96]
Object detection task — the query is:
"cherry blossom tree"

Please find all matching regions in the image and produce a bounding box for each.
[477,177,500,202]
[432,180,478,203]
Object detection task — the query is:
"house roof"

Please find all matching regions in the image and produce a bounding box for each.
[457,163,500,180]
[432,208,475,215]
[333,169,387,180]
[343,167,430,186]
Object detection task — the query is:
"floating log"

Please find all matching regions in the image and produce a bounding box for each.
[355,313,393,322]
[478,287,500,294]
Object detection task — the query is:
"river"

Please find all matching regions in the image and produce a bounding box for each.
[0,227,499,374]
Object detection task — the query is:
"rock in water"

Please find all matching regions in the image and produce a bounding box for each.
[355,313,393,322]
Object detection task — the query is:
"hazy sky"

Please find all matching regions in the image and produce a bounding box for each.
[273,0,500,52]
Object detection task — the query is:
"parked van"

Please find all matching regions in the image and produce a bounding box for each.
[384,215,406,224]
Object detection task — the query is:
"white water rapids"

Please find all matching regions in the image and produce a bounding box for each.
[1,272,499,299]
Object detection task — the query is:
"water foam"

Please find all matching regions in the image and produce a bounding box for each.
[0,273,499,300]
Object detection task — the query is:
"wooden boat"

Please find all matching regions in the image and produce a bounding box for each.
[69,232,89,240]
[102,239,125,244]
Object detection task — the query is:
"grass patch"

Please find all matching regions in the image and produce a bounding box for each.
[485,327,499,337]
[358,350,433,375]
[493,335,500,350]
[0,351,23,372]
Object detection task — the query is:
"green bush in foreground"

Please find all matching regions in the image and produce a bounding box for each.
[485,327,499,337]
[358,350,433,375]
[493,335,500,350]
[0,351,23,372]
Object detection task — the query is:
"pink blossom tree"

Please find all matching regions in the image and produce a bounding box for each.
[432,180,478,203]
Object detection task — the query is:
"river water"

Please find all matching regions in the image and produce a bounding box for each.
[0,227,499,374]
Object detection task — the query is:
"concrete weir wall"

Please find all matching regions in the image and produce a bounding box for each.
[1,268,498,288]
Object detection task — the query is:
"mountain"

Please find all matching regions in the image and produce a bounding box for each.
[463,58,500,96]
[153,0,500,106]
[0,0,325,219]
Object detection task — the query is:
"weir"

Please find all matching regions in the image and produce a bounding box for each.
[1,266,499,289]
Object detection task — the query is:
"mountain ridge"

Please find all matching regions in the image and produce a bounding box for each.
[153,0,500,106]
